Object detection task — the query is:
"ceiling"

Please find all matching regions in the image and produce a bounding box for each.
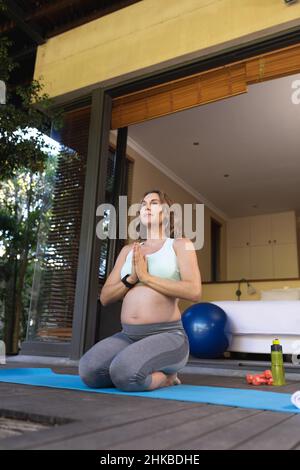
[0,0,142,85]
[128,72,300,220]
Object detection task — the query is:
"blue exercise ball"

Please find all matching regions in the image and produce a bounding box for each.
[182,302,232,359]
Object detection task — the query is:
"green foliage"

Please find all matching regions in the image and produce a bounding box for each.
[0,37,16,82]
[0,29,62,351]
[0,34,62,180]
[0,154,58,341]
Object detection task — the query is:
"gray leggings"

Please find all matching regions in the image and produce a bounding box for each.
[78,319,190,392]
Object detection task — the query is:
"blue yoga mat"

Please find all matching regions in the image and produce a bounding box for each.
[0,368,299,414]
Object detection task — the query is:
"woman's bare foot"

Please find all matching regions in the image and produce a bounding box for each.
[165,373,181,386]
[147,371,182,390]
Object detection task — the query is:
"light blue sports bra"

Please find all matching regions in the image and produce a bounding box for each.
[120,237,181,284]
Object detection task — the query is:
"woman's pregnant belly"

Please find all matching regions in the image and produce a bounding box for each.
[121,285,181,324]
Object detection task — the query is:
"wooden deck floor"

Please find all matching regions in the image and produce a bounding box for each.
[0,364,300,450]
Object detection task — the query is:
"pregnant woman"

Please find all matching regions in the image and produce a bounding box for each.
[79,189,202,392]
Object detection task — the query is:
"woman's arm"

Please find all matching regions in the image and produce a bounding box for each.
[99,244,136,306]
[135,238,202,303]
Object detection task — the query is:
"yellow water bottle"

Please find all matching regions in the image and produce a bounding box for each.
[271,338,286,386]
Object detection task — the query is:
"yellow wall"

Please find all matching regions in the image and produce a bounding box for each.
[34,0,300,98]
[179,279,300,313]
[202,279,300,302]
[297,216,300,269]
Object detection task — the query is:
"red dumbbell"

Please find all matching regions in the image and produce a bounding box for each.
[246,374,254,384]
[252,375,268,386]
[264,370,272,379]
[246,370,273,385]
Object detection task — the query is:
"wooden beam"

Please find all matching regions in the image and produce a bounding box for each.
[3,0,45,45]
[0,0,82,34]
[45,0,143,39]
[0,0,142,36]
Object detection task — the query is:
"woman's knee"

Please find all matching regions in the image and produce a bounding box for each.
[109,357,151,392]
[78,353,95,386]
[78,352,112,388]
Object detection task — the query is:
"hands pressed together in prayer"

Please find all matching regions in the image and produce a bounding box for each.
[130,242,150,284]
